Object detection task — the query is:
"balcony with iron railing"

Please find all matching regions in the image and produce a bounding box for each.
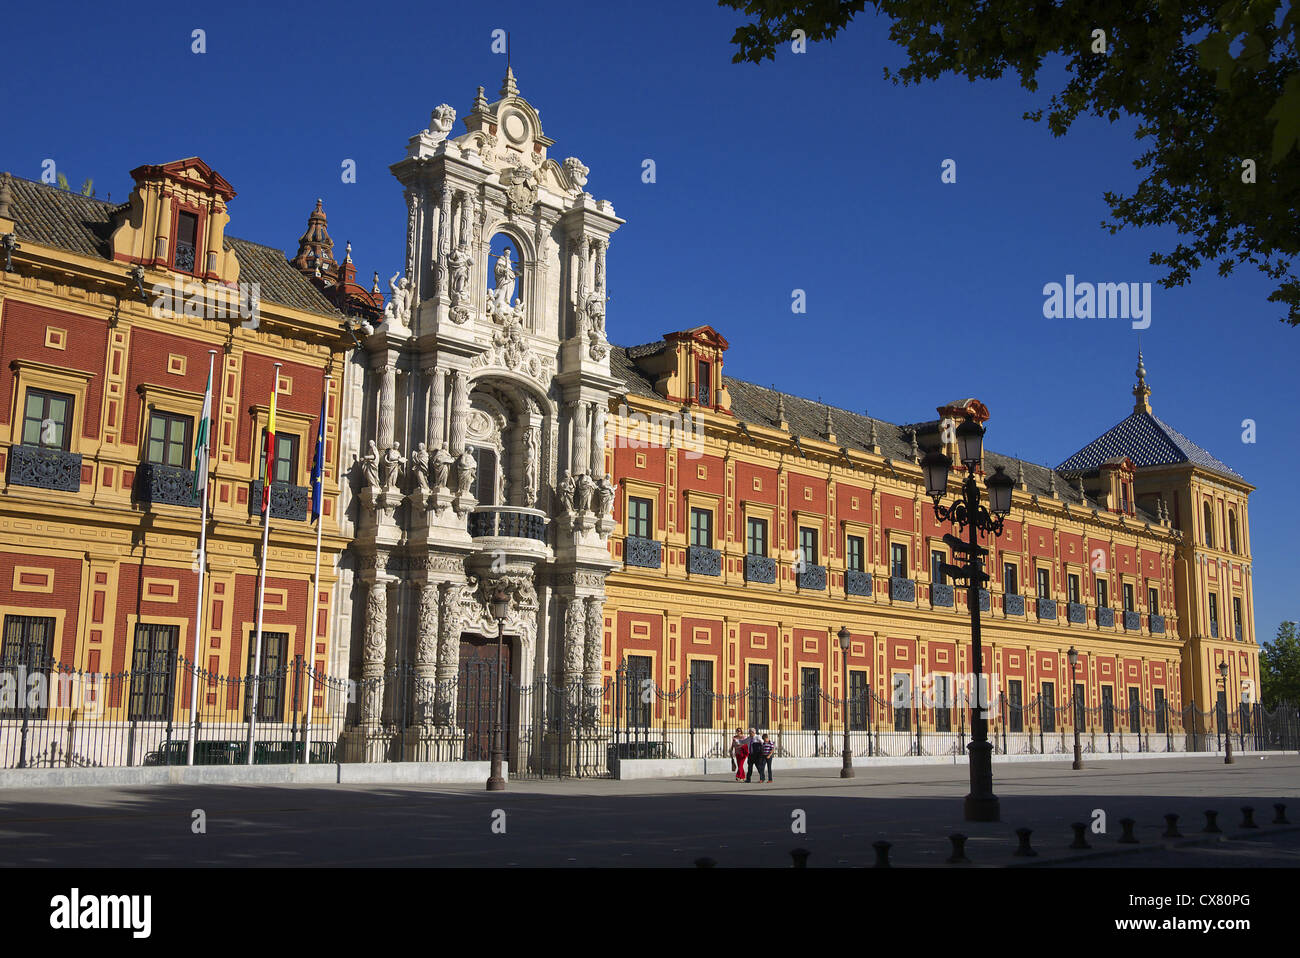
[797,564,826,591]
[931,583,954,608]
[7,444,81,493]
[1004,593,1025,617]
[624,535,662,569]
[248,481,310,521]
[136,462,197,507]
[890,577,915,602]
[686,545,721,576]
[744,554,775,584]
[845,569,872,597]
[468,506,547,542]
[1097,606,1115,628]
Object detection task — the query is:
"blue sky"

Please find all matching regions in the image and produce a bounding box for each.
[3,1,1295,645]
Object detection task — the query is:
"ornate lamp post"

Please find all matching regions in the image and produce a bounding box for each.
[838,625,854,778]
[921,420,1014,822]
[1219,661,1234,765]
[1068,646,1082,770]
[487,590,511,791]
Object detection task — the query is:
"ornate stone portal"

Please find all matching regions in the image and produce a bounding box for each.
[338,70,623,771]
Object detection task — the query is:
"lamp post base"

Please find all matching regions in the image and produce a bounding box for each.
[840,748,855,778]
[963,794,1001,822]
[965,738,1000,822]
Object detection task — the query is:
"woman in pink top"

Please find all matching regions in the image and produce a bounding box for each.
[730,728,747,781]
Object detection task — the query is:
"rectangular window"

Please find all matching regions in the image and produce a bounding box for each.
[260,431,300,486]
[628,496,653,539]
[1148,587,1160,616]
[470,446,497,505]
[1101,685,1114,733]
[1074,683,1085,728]
[890,543,908,579]
[848,670,868,731]
[1036,567,1051,598]
[0,615,56,719]
[748,663,770,728]
[893,672,911,731]
[626,655,652,727]
[1008,679,1023,732]
[1128,687,1141,733]
[689,660,713,729]
[799,527,818,567]
[147,411,193,468]
[846,535,864,572]
[1041,681,1056,733]
[174,210,198,273]
[22,389,74,450]
[1233,597,1243,640]
[689,507,712,549]
[1123,583,1135,613]
[129,623,179,721]
[1154,688,1167,734]
[1096,577,1109,609]
[931,550,946,585]
[696,359,711,406]
[245,630,288,723]
[1003,562,1018,595]
[746,517,768,557]
[935,675,951,732]
[1067,574,1080,604]
[800,667,820,731]
[1208,593,1219,634]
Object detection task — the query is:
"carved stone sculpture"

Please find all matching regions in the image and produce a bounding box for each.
[595,474,615,518]
[455,448,477,497]
[410,442,431,494]
[524,428,540,506]
[359,440,381,489]
[558,471,577,515]
[380,441,406,489]
[492,247,517,312]
[575,472,595,514]
[563,156,589,192]
[383,273,412,325]
[433,445,454,490]
[448,246,472,313]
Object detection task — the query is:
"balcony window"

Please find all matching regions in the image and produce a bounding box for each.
[1233,597,1243,641]
[890,543,908,579]
[1096,577,1109,610]
[260,431,300,486]
[696,359,711,407]
[1123,583,1135,613]
[1067,574,1080,605]
[689,507,712,549]
[746,516,768,557]
[22,388,73,450]
[174,210,198,273]
[1203,501,1214,548]
[627,496,653,539]
[147,411,192,468]
[1208,593,1219,638]
[1036,567,1051,598]
[1228,511,1239,554]
[1148,587,1160,616]
[846,535,864,573]
[799,527,818,568]
[931,550,946,585]
[1003,562,1018,596]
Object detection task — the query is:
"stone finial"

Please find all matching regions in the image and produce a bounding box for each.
[473,85,488,111]
[1015,461,1025,489]
[500,65,519,98]
[1047,469,1058,498]
[823,406,835,441]
[1133,349,1152,414]
[372,271,381,295]
[0,172,13,220]
[344,240,353,263]
[774,391,788,430]
[909,429,920,463]
[1077,476,1086,501]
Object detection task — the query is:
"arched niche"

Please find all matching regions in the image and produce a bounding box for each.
[467,374,552,510]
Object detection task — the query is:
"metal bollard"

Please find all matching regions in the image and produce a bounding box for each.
[946,833,971,864]
[790,848,810,868]
[1162,814,1182,838]
[872,840,892,868]
[1274,803,1289,825]
[694,857,717,868]
[1014,827,1037,857]
[1240,806,1258,829]
[1069,822,1091,850]
[1203,810,1221,834]
[1118,818,1139,844]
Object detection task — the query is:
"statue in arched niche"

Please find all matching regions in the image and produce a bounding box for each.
[492,246,517,311]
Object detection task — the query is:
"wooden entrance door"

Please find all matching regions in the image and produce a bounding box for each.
[458,634,513,761]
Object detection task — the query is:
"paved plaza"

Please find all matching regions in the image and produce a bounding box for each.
[1,755,1297,867]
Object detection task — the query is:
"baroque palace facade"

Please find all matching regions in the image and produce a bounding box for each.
[0,70,1258,764]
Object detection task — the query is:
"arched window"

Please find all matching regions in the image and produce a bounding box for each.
[1202,501,1214,548]
[1228,510,1239,554]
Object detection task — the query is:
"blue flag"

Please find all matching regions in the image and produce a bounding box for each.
[310,389,326,521]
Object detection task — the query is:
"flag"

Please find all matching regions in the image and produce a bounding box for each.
[192,364,212,503]
[262,382,278,513]
[310,387,326,521]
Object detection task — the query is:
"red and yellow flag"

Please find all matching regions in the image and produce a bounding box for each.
[262,383,278,513]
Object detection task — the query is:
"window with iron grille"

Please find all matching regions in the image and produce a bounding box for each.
[627,497,652,539]
[696,359,711,406]
[626,655,652,728]
[931,550,946,585]
[1074,683,1085,727]
[1154,688,1167,733]
[935,674,951,732]
[174,210,199,273]
[1208,593,1219,634]
[0,615,55,719]
[129,623,179,721]
[1233,597,1243,640]
[260,431,300,485]
[849,670,868,731]
[1216,690,1228,734]
[748,663,770,728]
[893,672,911,731]
[1003,562,1018,595]
[147,411,192,468]
[890,543,908,579]
[846,535,864,572]
[800,667,820,730]
[689,660,713,728]
[1128,687,1141,733]
[244,631,288,723]
[689,508,712,549]
[1101,685,1115,732]
[1067,574,1080,604]
[1008,679,1023,732]
[22,389,74,450]
[1041,681,1056,733]
[746,517,768,556]
[799,527,818,567]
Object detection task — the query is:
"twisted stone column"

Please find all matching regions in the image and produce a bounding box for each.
[584,596,604,692]
[437,187,452,296]
[360,579,387,724]
[589,402,606,477]
[377,363,395,451]
[448,369,468,456]
[414,581,439,724]
[562,597,585,687]
[594,238,607,292]
[425,365,446,452]
[570,400,588,477]
[435,583,461,724]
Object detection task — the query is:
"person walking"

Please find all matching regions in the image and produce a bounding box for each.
[730,727,747,782]
[744,728,766,782]
[760,733,776,782]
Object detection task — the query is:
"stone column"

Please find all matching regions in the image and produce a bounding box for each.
[436,582,462,724]
[594,238,607,293]
[425,364,446,452]
[377,362,395,451]
[562,596,585,687]
[360,578,387,724]
[569,400,588,477]
[404,190,420,302]
[457,191,472,252]
[583,595,604,693]
[588,402,606,477]
[437,187,451,297]
[414,580,439,724]
[448,369,468,456]
[571,232,588,340]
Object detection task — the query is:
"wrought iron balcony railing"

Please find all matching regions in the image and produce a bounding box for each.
[931,583,954,607]
[1209,620,1219,639]
[136,462,197,507]
[1066,601,1087,624]
[1149,613,1166,635]
[890,577,915,602]
[1123,610,1142,631]
[1097,607,1115,628]
[845,569,872,597]
[686,545,721,576]
[624,536,662,569]
[1004,594,1025,616]
[978,589,990,612]
[248,481,310,521]
[744,554,775,583]
[797,564,826,591]
[8,444,81,492]
[1037,597,1057,621]
[468,506,547,541]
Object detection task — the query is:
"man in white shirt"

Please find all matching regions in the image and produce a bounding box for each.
[744,728,766,782]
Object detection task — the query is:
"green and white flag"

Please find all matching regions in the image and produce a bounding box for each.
[192,365,212,502]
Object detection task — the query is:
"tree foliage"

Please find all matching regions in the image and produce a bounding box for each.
[721,0,1300,324]
[1261,620,1300,707]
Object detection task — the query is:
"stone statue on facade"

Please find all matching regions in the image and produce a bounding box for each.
[563,157,589,193]
[410,442,431,494]
[558,471,577,516]
[595,474,615,518]
[492,247,517,312]
[448,247,472,322]
[524,429,540,506]
[574,472,595,514]
[383,273,412,326]
[359,440,381,489]
[380,441,406,490]
[454,448,477,498]
[432,445,454,490]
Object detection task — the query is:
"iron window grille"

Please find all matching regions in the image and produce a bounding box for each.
[128,623,179,721]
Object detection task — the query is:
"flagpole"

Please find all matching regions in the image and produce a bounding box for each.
[304,377,328,766]
[187,349,218,767]
[248,362,281,765]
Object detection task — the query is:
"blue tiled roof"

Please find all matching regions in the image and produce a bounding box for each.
[1057,411,1244,481]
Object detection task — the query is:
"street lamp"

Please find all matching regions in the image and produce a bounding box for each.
[922,428,1013,823]
[487,590,511,791]
[1068,646,1082,770]
[838,626,854,778]
[1218,661,1234,765]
